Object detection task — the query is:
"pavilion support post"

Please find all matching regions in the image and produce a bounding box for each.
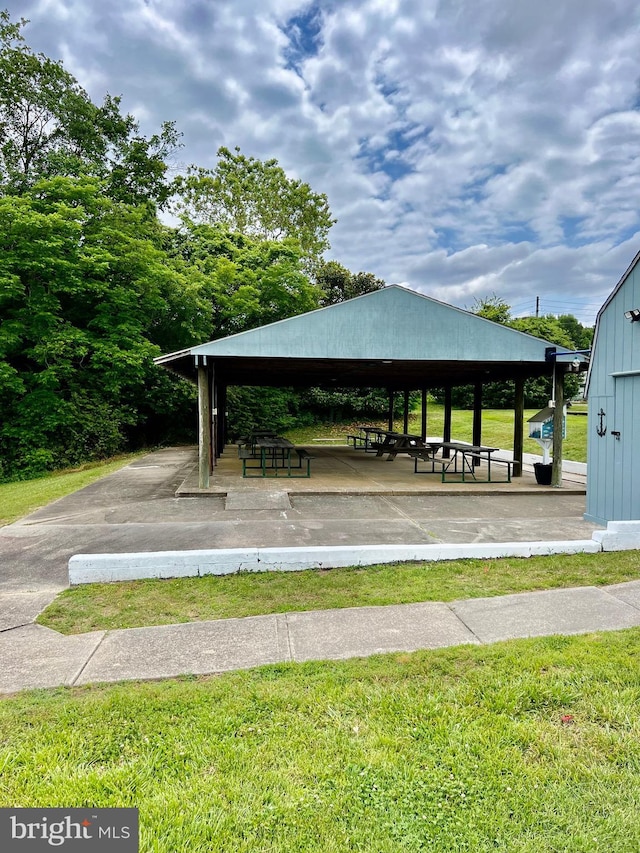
[197,360,211,489]
[513,378,524,477]
[216,383,227,458]
[443,387,452,458]
[209,367,218,474]
[421,388,427,440]
[552,368,565,488]
[403,390,410,434]
[388,390,394,432]
[472,381,482,467]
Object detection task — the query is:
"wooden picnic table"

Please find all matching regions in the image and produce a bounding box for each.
[374,431,430,461]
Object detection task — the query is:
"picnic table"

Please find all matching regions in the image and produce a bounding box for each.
[347,425,388,452]
[374,431,430,461]
[238,435,312,478]
[413,442,511,483]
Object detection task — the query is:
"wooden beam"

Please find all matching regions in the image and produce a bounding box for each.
[512,378,524,477]
[388,389,394,432]
[403,390,410,434]
[552,368,564,487]
[197,362,211,489]
[421,388,427,440]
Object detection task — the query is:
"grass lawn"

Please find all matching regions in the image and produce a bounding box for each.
[2,630,640,851]
[285,404,588,463]
[0,452,146,527]
[39,551,640,635]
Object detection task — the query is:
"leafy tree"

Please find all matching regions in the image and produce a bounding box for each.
[0,176,207,479]
[432,305,590,409]
[557,314,593,351]
[0,10,180,207]
[471,293,512,324]
[172,146,335,263]
[168,223,323,338]
[316,260,385,306]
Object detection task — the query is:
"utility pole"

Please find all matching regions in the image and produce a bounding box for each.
[535,296,540,318]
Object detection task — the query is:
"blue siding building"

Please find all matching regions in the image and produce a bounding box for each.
[585,252,640,524]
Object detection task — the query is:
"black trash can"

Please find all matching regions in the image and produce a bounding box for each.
[534,462,553,485]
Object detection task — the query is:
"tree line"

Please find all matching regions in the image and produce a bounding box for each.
[430,295,593,410]
[0,10,388,480]
[0,10,593,481]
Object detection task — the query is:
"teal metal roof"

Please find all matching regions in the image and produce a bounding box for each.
[156,285,574,388]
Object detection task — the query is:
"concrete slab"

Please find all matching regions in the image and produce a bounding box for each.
[178,444,586,497]
[290,494,404,519]
[451,586,640,644]
[0,625,104,694]
[604,580,640,609]
[285,602,479,662]
[424,517,602,544]
[0,591,59,631]
[75,614,289,685]
[225,490,291,511]
[387,493,592,520]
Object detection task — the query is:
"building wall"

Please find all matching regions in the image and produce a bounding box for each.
[586,260,640,524]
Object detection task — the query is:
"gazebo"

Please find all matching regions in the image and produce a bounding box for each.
[155,286,586,487]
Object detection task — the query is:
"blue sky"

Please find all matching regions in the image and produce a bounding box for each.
[8,0,640,325]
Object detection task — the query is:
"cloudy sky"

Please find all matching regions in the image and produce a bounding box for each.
[8,0,640,324]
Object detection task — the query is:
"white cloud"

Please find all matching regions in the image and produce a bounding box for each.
[10,0,640,324]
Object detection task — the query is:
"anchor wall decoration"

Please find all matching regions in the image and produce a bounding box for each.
[596,408,607,437]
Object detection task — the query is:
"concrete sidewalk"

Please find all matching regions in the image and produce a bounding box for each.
[2,581,640,695]
[1,445,635,697]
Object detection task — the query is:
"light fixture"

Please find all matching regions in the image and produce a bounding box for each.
[624,308,640,322]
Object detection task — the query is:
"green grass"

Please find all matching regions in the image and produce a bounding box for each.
[285,404,588,463]
[0,453,146,527]
[39,551,640,635]
[2,629,640,851]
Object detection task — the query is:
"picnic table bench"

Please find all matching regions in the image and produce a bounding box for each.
[413,442,512,483]
[238,436,312,478]
[347,425,388,452]
[374,431,428,461]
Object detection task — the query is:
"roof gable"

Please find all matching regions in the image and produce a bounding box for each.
[187,285,561,363]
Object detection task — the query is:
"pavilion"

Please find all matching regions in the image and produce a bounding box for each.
[155,285,587,488]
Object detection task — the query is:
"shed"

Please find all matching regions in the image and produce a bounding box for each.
[156,285,584,487]
[585,251,640,524]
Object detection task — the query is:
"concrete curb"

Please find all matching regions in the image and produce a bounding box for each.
[69,538,602,585]
[592,520,640,551]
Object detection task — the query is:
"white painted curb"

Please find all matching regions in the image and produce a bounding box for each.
[69,538,602,585]
[592,520,640,551]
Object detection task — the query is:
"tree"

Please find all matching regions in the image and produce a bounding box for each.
[0,10,180,207]
[432,303,589,409]
[556,314,593,351]
[471,293,512,325]
[172,146,335,263]
[168,223,324,338]
[0,176,208,479]
[315,260,385,306]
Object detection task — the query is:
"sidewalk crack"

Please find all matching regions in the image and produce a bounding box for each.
[445,601,483,644]
[70,631,108,685]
